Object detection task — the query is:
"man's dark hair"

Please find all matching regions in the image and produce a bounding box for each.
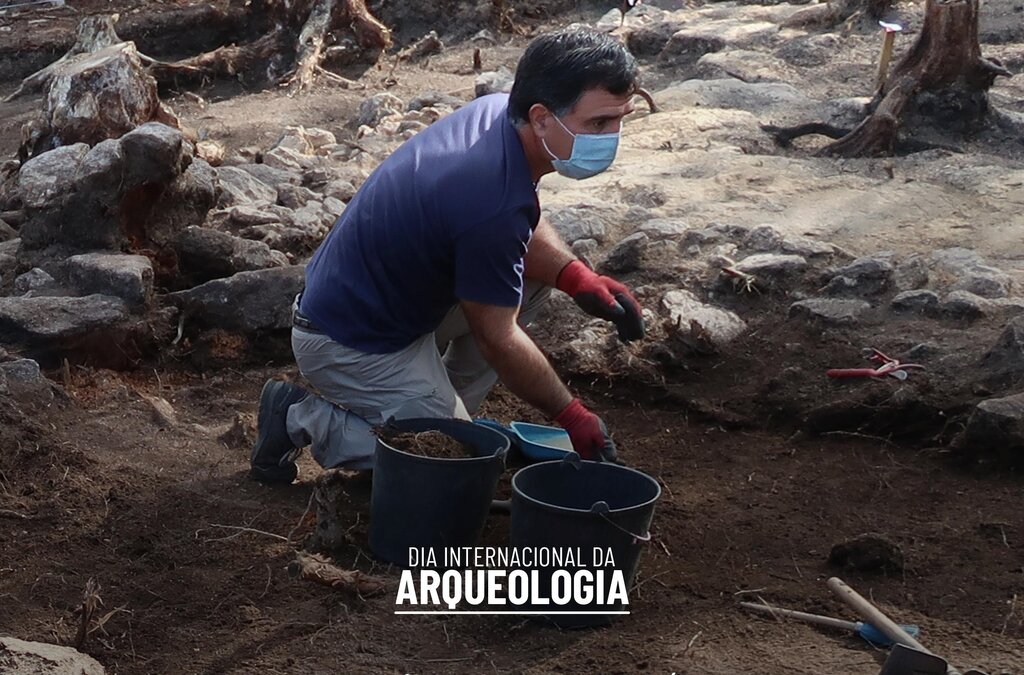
[508,28,638,126]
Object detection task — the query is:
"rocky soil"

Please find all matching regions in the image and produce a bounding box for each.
[0,0,1023,672]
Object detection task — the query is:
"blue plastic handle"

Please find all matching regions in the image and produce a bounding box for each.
[856,621,920,646]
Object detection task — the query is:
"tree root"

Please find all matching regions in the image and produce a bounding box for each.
[287,551,387,596]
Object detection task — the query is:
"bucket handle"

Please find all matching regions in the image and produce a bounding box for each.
[590,501,651,544]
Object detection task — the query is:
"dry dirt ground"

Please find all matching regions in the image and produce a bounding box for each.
[1,0,1024,673]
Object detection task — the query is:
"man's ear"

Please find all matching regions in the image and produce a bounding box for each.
[527,103,551,138]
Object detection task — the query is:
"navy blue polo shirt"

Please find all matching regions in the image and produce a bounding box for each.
[300,94,540,354]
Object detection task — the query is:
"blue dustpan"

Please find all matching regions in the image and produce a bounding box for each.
[474,419,573,461]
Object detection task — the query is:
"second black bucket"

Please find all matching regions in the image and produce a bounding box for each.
[369,417,509,566]
[510,457,660,628]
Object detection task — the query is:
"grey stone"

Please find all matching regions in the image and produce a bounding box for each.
[789,298,870,326]
[119,123,190,186]
[743,225,783,252]
[0,253,16,284]
[890,290,939,313]
[323,179,357,203]
[931,246,984,272]
[0,219,15,242]
[273,126,315,155]
[236,163,302,188]
[216,166,277,207]
[62,253,153,307]
[14,268,57,295]
[174,227,288,285]
[322,197,346,221]
[17,144,89,210]
[958,392,1024,464]
[658,78,812,116]
[147,158,217,247]
[276,183,320,209]
[895,254,930,291]
[940,290,988,321]
[661,29,726,60]
[779,235,834,259]
[263,146,314,172]
[474,68,514,98]
[823,257,894,297]
[681,228,724,249]
[548,208,608,244]
[0,358,43,384]
[828,533,903,573]
[625,22,680,57]
[0,294,128,343]
[734,253,807,277]
[0,239,18,257]
[571,238,600,268]
[639,218,688,239]
[0,636,105,675]
[76,138,125,195]
[661,289,747,348]
[981,316,1024,377]
[600,232,648,275]
[952,264,1012,299]
[224,204,280,227]
[356,93,405,128]
[407,91,464,111]
[169,265,306,333]
[239,224,316,256]
[707,223,752,240]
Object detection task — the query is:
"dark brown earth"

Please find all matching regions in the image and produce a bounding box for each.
[1,0,1024,673]
[378,429,474,459]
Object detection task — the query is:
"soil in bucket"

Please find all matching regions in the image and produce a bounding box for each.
[509,458,661,629]
[375,428,473,459]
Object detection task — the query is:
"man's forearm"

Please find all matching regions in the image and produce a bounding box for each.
[524,215,577,287]
[476,324,573,419]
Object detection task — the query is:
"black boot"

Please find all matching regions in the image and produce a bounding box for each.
[250,379,308,484]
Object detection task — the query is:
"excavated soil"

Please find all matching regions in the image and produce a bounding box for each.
[2,0,1024,673]
[378,429,474,459]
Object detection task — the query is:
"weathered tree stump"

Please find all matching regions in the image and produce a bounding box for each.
[767,0,1011,157]
[9,0,391,101]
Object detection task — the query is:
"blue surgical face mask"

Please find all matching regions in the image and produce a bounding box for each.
[541,115,620,180]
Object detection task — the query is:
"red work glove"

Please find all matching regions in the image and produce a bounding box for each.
[556,260,645,342]
[555,398,619,463]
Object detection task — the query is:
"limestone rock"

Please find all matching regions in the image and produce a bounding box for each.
[823,257,894,297]
[890,290,939,313]
[734,253,807,278]
[894,254,930,291]
[323,179,357,203]
[639,218,689,240]
[0,636,105,675]
[0,294,128,344]
[474,68,514,98]
[547,208,608,245]
[789,298,870,326]
[661,289,747,348]
[174,227,288,286]
[958,393,1024,465]
[952,264,1012,299]
[118,123,190,187]
[62,253,154,307]
[600,232,648,275]
[939,290,987,321]
[357,93,405,128]
[17,144,89,211]
[217,166,278,207]
[169,265,306,333]
[981,316,1024,378]
[13,268,58,296]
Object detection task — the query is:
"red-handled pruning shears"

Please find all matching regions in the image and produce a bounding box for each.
[827,348,925,381]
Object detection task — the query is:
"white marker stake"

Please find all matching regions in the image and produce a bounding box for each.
[876,21,904,91]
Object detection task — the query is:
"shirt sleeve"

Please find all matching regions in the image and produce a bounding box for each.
[453,211,533,307]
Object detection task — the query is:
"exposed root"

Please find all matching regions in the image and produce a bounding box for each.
[287,551,387,596]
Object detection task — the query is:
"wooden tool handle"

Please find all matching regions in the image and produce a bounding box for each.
[740,601,856,632]
[827,578,963,675]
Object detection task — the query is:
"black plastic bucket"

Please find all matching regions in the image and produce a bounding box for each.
[369,417,509,566]
[509,457,660,628]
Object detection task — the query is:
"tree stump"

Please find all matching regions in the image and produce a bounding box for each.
[767,0,1011,157]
